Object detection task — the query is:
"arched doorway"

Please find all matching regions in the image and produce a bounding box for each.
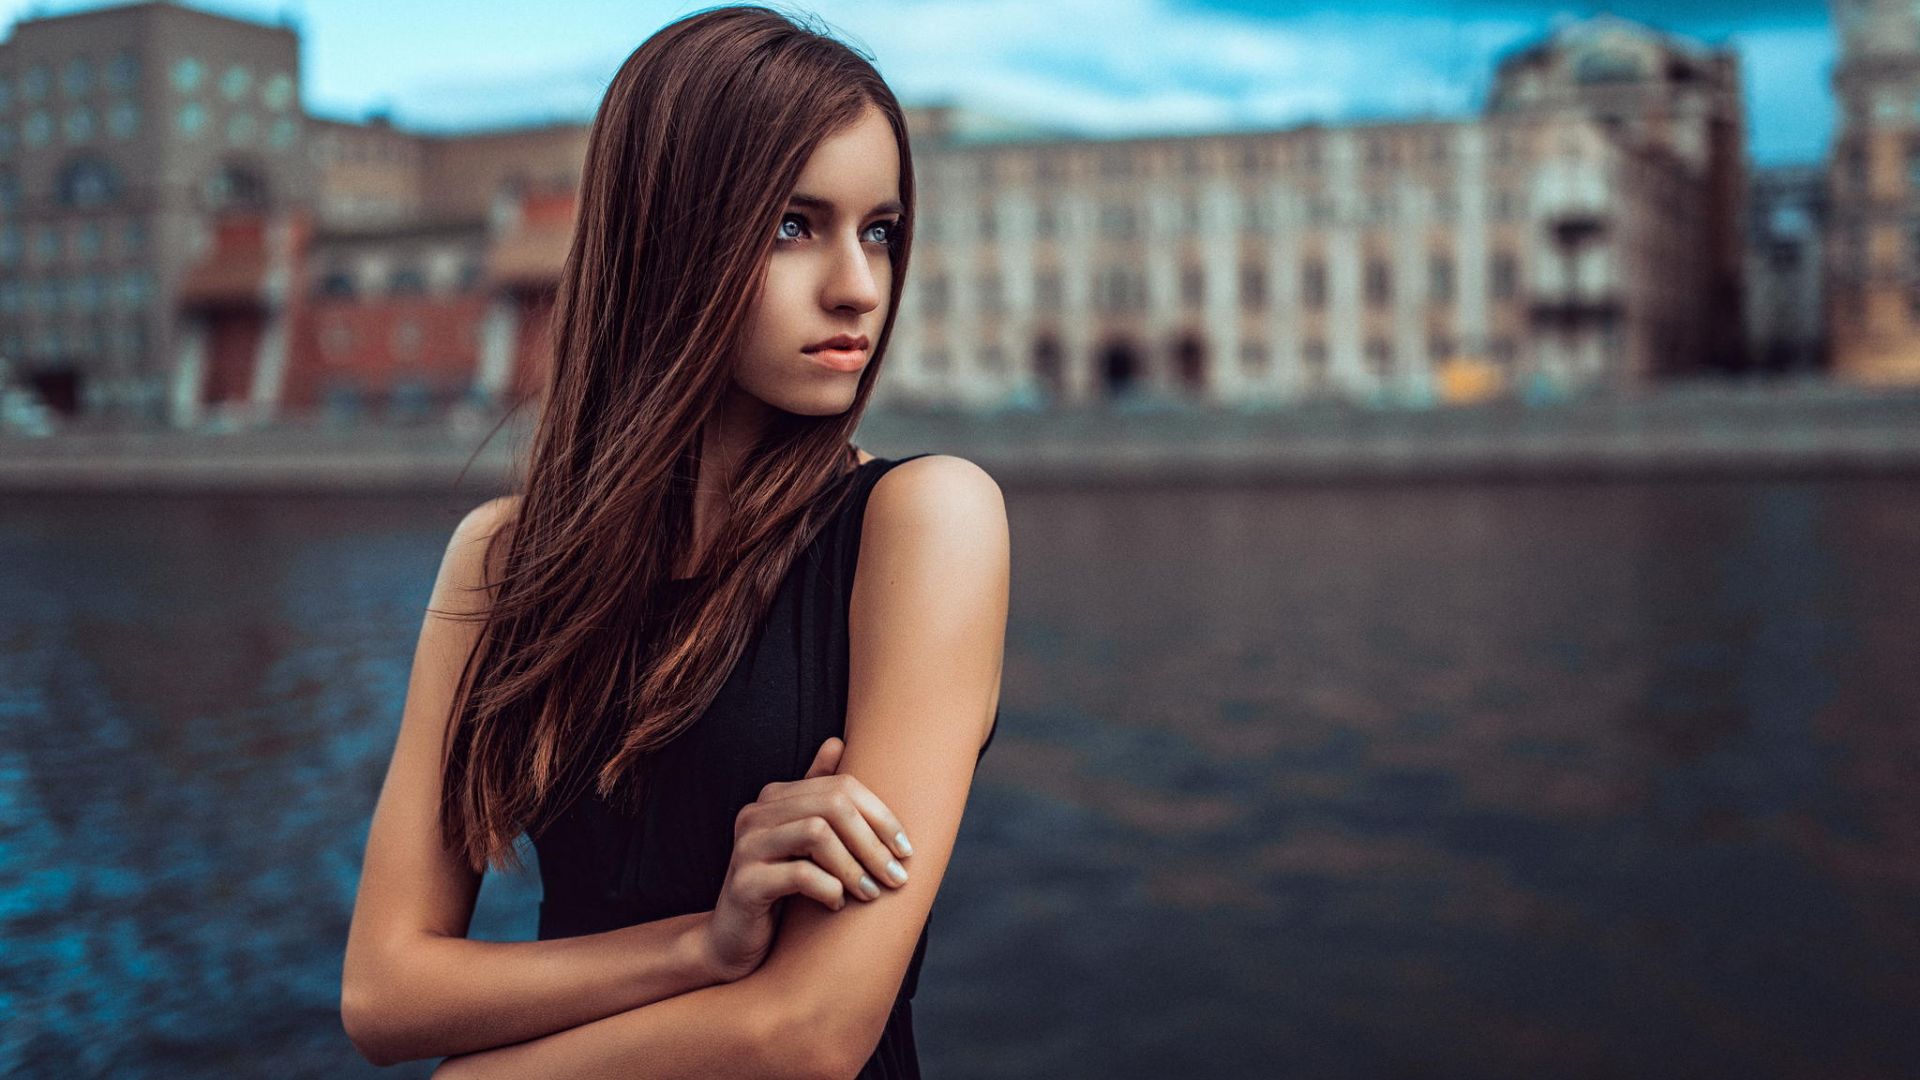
[1032,334,1064,405]
[1099,339,1143,399]
[1172,333,1207,397]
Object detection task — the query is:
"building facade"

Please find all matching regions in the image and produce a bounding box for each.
[4,4,1759,425]
[1827,0,1920,385]
[0,0,308,422]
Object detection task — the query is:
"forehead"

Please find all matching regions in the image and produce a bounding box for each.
[788,106,901,213]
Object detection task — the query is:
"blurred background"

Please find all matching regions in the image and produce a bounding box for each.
[3,0,1919,1077]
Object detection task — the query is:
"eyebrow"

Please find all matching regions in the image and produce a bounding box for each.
[787,192,906,217]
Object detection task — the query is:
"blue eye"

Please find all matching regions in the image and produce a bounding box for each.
[774,213,904,247]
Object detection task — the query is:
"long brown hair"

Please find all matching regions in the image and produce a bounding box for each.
[436,4,917,873]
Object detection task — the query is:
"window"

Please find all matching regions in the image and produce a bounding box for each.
[108,102,139,139]
[23,64,50,102]
[316,269,356,298]
[171,57,203,93]
[109,52,140,92]
[63,107,94,143]
[1491,251,1518,299]
[1240,264,1266,310]
[263,72,295,112]
[1095,266,1144,313]
[57,159,120,207]
[176,102,205,137]
[1180,265,1204,306]
[1365,339,1392,377]
[1302,260,1327,308]
[976,271,1002,313]
[389,265,427,295]
[1429,253,1454,302]
[1243,194,1268,233]
[1240,341,1270,376]
[62,57,95,98]
[1301,341,1328,383]
[220,64,251,102]
[918,273,948,316]
[1036,270,1062,308]
[1365,259,1391,307]
[1034,202,1056,238]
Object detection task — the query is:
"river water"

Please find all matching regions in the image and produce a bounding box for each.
[2,477,1916,1078]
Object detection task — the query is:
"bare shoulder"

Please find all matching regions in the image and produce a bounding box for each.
[860,455,1009,596]
[865,454,1006,548]
[456,493,521,540]
[436,494,523,615]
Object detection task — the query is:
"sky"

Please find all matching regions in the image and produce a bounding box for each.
[0,0,1840,165]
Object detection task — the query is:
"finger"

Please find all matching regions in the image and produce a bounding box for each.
[803,737,843,780]
[759,773,912,863]
[762,783,910,888]
[743,858,848,912]
[750,817,882,902]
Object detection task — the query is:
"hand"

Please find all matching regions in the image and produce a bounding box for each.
[698,736,915,983]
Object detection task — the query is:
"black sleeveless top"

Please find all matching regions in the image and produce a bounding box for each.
[529,452,999,1079]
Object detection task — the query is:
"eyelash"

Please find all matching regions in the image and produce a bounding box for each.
[774,213,903,249]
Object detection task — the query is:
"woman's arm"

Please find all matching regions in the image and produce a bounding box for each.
[430,456,1009,1080]
[341,497,736,1066]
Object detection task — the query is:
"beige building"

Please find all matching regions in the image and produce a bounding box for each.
[882,16,1743,410]
[1827,0,1920,385]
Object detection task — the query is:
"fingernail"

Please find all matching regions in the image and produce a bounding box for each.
[895,831,913,856]
[885,859,908,884]
[859,874,879,899]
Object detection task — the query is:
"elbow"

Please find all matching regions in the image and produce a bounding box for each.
[340,979,396,1067]
[340,976,414,1068]
[762,996,885,1080]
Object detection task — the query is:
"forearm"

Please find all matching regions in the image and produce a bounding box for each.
[430,968,832,1080]
[345,909,723,1066]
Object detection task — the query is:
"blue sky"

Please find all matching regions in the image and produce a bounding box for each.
[1,0,1838,164]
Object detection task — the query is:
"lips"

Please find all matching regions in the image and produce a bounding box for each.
[804,333,869,353]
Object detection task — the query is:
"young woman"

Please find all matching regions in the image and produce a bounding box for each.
[339,6,1008,1077]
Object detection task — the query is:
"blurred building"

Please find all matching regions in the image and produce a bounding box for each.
[0,0,308,423]
[1746,164,1829,374]
[1827,0,1920,385]
[886,15,1744,408]
[2,4,1756,425]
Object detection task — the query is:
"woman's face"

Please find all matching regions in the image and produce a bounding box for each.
[733,103,903,418]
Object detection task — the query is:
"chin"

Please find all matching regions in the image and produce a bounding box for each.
[769,386,860,417]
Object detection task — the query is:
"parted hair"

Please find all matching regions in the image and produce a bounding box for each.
[434,3,916,873]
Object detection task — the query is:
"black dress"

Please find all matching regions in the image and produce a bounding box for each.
[529,452,999,1079]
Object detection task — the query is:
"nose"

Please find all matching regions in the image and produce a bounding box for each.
[823,232,882,315]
